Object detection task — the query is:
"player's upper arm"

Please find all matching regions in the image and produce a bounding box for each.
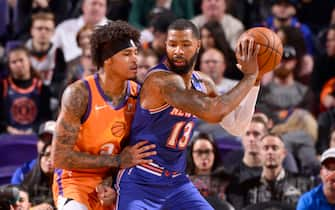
[51,81,88,165]
[149,71,226,122]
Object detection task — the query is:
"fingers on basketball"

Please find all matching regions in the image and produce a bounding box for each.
[236,27,283,77]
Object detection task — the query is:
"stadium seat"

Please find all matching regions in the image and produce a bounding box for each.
[0,134,38,185]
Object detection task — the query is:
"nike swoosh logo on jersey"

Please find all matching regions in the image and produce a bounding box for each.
[95,104,107,110]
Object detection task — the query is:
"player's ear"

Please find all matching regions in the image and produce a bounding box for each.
[104,57,112,66]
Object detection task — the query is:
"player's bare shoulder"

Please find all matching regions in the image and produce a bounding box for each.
[194,71,219,97]
[61,80,89,118]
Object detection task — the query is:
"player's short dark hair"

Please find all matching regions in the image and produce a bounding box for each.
[90,20,140,68]
[168,19,200,39]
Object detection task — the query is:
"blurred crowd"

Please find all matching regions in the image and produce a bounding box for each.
[1,0,335,209]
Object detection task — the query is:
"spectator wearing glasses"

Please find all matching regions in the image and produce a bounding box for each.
[297,148,335,209]
[187,133,232,206]
[200,48,238,94]
[25,12,66,111]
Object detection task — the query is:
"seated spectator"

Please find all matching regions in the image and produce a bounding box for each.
[25,12,66,112]
[330,127,335,149]
[228,134,313,209]
[197,21,241,80]
[14,0,68,40]
[21,143,54,208]
[11,120,56,185]
[0,184,20,209]
[0,184,31,210]
[224,116,268,185]
[194,48,241,140]
[225,115,298,189]
[64,48,97,88]
[128,0,194,30]
[257,45,315,118]
[317,108,335,154]
[136,50,158,84]
[200,48,238,94]
[276,26,313,85]
[187,132,231,203]
[297,148,335,209]
[52,0,108,63]
[191,0,244,50]
[141,9,177,61]
[311,25,335,115]
[320,77,335,112]
[260,0,315,55]
[271,109,319,175]
[0,46,51,134]
[15,186,31,210]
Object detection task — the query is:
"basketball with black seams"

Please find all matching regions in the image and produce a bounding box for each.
[236,27,283,78]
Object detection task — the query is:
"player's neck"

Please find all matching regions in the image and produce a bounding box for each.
[98,72,127,97]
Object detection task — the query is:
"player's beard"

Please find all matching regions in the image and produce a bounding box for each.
[167,52,198,75]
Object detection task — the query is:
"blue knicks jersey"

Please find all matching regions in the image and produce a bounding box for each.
[129,63,207,173]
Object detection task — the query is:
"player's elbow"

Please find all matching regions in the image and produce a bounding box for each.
[203,111,227,123]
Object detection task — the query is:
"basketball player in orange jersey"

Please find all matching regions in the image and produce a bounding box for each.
[51,21,157,210]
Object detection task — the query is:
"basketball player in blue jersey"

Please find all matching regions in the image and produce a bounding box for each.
[114,19,261,210]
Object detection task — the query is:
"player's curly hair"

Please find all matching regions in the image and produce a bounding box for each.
[90,20,140,68]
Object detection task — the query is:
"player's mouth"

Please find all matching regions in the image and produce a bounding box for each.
[129,66,138,72]
[173,60,186,66]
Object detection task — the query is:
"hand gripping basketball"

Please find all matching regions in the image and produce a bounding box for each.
[236,27,283,84]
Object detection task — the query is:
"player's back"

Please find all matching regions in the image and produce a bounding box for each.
[130,63,207,175]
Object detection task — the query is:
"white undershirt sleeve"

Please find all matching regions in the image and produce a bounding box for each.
[219,86,260,137]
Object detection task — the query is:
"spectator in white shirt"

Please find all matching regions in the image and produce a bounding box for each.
[52,0,108,62]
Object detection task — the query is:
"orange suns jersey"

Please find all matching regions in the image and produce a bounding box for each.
[53,73,139,209]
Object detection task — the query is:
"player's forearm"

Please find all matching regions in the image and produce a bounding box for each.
[216,73,257,119]
[53,148,120,170]
[220,85,260,136]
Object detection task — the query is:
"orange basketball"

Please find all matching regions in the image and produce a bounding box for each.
[236,27,283,76]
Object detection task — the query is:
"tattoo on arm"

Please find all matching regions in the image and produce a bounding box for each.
[153,71,256,123]
[52,81,120,170]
